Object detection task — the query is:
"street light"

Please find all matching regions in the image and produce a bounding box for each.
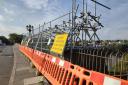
[26,25,34,37]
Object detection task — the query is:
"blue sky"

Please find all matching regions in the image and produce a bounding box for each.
[0,0,128,40]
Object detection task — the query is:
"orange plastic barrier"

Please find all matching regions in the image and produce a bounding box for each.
[19,45,128,85]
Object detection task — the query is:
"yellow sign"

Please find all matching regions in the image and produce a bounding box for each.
[51,33,68,55]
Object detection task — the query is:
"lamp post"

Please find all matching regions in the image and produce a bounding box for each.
[26,25,34,48]
[26,25,34,37]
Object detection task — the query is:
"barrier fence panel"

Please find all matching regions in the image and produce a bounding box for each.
[19,45,128,85]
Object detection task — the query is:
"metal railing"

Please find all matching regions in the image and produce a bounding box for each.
[63,45,128,80]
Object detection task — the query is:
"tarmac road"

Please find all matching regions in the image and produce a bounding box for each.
[0,46,14,85]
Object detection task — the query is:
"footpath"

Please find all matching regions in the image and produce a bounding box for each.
[8,45,44,85]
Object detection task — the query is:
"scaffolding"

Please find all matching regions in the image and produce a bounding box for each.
[21,0,128,80]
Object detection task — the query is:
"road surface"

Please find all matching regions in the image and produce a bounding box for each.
[0,46,14,85]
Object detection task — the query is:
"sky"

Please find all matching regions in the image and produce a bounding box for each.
[0,0,128,40]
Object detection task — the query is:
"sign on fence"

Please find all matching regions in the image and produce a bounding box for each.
[51,33,68,55]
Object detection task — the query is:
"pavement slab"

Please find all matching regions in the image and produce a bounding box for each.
[0,45,49,85]
[0,46,14,85]
[10,45,36,85]
[9,45,45,85]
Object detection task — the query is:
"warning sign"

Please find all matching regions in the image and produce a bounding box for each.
[51,33,68,55]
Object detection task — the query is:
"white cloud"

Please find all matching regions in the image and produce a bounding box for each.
[22,0,66,26]
[21,0,49,10]
[97,1,128,40]
[0,23,25,37]
[0,15,4,21]
[4,8,14,15]
[1,0,127,40]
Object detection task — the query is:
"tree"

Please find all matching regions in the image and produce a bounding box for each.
[9,33,24,44]
[0,36,11,45]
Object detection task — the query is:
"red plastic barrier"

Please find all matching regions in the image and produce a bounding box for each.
[19,45,128,85]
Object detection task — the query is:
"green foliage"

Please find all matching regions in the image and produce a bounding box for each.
[110,53,128,73]
[0,36,11,45]
[9,33,24,44]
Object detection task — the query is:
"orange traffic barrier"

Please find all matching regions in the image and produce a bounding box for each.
[19,45,128,85]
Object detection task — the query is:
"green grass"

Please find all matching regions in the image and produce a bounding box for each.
[110,53,128,73]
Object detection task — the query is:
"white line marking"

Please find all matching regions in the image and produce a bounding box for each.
[8,46,17,85]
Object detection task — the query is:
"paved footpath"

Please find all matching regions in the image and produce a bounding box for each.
[9,45,45,85]
[0,46,14,85]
